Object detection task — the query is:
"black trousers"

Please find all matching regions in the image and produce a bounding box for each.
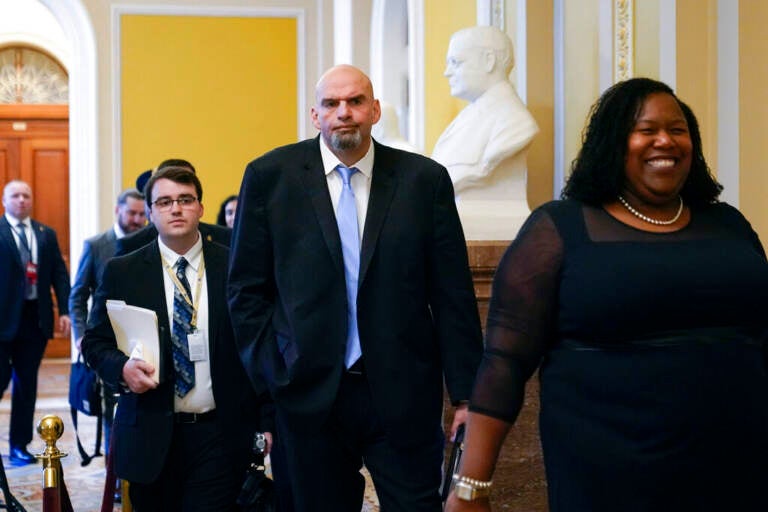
[129,419,247,512]
[276,372,444,512]
[0,300,47,448]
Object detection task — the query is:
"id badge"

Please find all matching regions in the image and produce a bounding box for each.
[187,330,208,362]
[26,262,38,285]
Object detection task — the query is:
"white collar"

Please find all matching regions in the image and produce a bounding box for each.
[113,223,126,239]
[4,213,31,229]
[157,232,204,270]
[318,136,375,179]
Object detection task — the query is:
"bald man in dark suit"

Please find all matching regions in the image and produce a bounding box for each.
[228,65,483,512]
[1,180,71,465]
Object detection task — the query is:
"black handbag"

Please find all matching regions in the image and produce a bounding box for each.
[441,423,466,503]
[68,355,103,466]
[237,432,275,512]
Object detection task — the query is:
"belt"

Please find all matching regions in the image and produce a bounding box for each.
[346,359,365,376]
[174,410,217,424]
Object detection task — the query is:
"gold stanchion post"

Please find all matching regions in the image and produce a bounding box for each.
[35,415,69,512]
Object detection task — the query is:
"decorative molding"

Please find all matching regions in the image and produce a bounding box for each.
[476,0,504,30]
[110,4,309,194]
[408,0,425,151]
[515,0,527,104]
[658,0,676,89]
[613,0,633,82]
[491,0,505,31]
[717,0,739,207]
[553,0,565,199]
[39,0,99,286]
[0,104,68,119]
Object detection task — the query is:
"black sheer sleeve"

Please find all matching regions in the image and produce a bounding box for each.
[469,208,564,422]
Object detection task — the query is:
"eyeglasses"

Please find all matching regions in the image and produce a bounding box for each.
[152,195,198,212]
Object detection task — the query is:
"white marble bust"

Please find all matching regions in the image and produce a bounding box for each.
[432,26,539,240]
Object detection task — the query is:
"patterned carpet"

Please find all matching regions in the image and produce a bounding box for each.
[1,359,381,511]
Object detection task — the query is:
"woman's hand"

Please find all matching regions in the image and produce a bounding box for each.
[444,492,491,512]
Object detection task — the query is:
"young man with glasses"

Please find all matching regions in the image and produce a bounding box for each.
[115,159,231,257]
[82,167,272,511]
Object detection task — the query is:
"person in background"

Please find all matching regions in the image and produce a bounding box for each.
[446,78,768,511]
[83,167,271,511]
[0,180,71,465]
[228,64,483,512]
[69,187,146,481]
[216,195,238,228]
[115,159,231,257]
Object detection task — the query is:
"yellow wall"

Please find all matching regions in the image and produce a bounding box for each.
[526,0,554,207]
[739,1,768,243]
[563,0,601,180]
[423,0,475,154]
[676,0,717,173]
[121,15,297,223]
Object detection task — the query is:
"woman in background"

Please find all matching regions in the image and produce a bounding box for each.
[216,195,238,228]
[447,78,768,511]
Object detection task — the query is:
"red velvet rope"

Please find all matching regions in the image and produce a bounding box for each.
[42,487,60,512]
[41,469,74,512]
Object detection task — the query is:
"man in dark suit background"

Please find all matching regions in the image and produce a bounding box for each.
[83,167,270,511]
[70,187,146,345]
[1,180,71,465]
[115,159,230,257]
[228,65,483,511]
[69,187,146,466]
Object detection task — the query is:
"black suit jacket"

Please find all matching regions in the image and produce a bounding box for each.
[115,221,231,257]
[0,216,70,342]
[69,228,117,340]
[228,137,483,448]
[82,239,263,483]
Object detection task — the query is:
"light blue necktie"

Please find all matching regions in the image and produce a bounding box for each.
[336,165,362,368]
[171,257,195,397]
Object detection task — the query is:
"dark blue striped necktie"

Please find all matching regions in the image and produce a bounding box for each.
[171,257,195,397]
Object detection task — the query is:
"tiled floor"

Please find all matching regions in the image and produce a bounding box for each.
[1,358,381,512]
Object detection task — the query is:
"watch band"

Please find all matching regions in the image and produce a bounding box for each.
[452,474,492,501]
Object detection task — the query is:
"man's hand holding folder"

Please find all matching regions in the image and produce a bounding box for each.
[106,300,161,389]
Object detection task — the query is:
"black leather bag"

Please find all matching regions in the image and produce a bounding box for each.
[69,356,101,416]
[68,355,103,466]
[441,423,466,503]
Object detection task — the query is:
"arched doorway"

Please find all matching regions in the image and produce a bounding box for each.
[0,45,71,357]
[0,0,98,358]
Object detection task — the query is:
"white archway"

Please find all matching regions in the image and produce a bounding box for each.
[38,0,99,275]
[370,0,424,151]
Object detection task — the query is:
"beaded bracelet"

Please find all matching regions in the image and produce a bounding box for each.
[452,474,493,488]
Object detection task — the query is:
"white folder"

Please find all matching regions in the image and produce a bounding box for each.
[106,300,161,383]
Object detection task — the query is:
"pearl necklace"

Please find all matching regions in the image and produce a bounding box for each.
[617,195,684,226]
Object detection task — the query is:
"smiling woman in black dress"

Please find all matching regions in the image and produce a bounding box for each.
[446,78,768,512]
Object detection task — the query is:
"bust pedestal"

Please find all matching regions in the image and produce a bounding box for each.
[454,150,530,241]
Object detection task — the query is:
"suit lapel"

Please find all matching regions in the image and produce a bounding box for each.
[0,216,23,268]
[31,220,45,266]
[143,242,171,373]
[359,143,397,285]
[202,240,223,362]
[298,138,344,273]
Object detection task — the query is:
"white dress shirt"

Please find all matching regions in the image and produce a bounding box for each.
[5,212,37,264]
[319,137,375,245]
[157,234,216,414]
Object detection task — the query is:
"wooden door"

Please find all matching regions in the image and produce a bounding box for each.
[0,105,70,358]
